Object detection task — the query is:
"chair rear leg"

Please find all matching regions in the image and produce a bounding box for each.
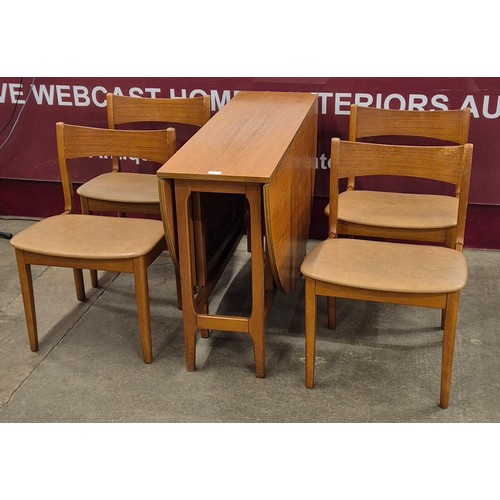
[90,270,99,289]
[15,250,39,352]
[442,227,457,327]
[440,291,460,409]
[73,269,86,301]
[441,309,446,329]
[80,197,100,289]
[133,258,153,364]
[327,296,336,329]
[305,277,317,389]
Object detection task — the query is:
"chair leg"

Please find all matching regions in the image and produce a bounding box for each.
[80,198,100,289]
[440,291,460,409]
[305,277,317,389]
[133,258,153,364]
[445,227,456,249]
[15,250,38,352]
[90,270,99,289]
[327,296,336,329]
[73,269,86,301]
[441,227,450,327]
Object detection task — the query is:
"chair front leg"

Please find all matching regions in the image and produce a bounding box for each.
[305,277,317,389]
[133,257,153,364]
[73,269,86,301]
[440,291,460,409]
[15,250,39,352]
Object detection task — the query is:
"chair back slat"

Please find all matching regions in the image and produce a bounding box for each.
[58,123,172,163]
[337,141,469,185]
[351,105,470,144]
[108,94,211,128]
[347,105,471,191]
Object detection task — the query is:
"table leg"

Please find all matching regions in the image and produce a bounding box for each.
[192,192,209,338]
[175,181,199,372]
[175,181,267,378]
[246,183,266,378]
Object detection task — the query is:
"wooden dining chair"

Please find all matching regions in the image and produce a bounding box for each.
[10,123,173,363]
[325,105,471,249]
[302,138,473,408]
[77,93,211,289]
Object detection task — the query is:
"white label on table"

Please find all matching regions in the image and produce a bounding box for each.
[208,171,222,175]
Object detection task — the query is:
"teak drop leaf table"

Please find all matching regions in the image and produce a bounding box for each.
[157,91,318,377]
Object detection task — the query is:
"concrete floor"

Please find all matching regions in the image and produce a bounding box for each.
[0,217,499,423]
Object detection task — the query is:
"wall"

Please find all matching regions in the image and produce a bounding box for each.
[1,77,499,248]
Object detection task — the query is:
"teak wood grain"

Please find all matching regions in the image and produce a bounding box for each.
[157,91,318,183]
[350,106,470,144]
[264,101,318,293]
[158,91,318,377]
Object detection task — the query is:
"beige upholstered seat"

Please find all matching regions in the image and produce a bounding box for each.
[301,138,473,409]
[327,190,460,229]
[325,105,470,248]
[77,93,211,289]
[12,214,165,259]
[11,124,172,364]
[301,238,467,294]
[77,172,160,205]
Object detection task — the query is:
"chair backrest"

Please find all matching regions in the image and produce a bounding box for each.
[56,123,173,214]
[347,104,471,190]
[329,138,473,250]
[106,93,211,172]
[107,93,211,128]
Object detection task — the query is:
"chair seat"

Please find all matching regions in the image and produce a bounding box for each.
[301,238,467,294]
[324,190,459,229]
[11,214,165,259]
[76,172,160,204]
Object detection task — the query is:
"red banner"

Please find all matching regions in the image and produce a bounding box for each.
[1,76,499,208]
